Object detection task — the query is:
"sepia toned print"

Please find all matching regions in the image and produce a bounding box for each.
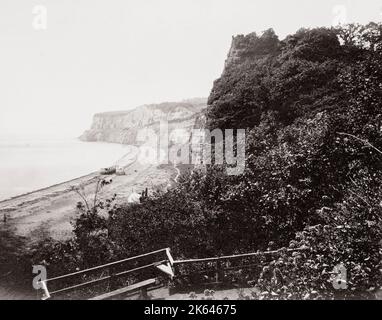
[0,0,381,302]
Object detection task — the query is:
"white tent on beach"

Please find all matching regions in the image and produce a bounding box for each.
[127,192,141,204]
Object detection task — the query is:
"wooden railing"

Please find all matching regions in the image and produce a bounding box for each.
[172,247,309,288]
[39,246,308,299]
[40,248,173,300]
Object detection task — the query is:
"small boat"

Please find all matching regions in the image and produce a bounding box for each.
[116,166,126,176]
[100,166,116,175]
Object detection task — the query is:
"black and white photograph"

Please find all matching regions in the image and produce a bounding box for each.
[0,0,381,305]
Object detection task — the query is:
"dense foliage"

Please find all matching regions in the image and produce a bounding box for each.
[33,23,382,299]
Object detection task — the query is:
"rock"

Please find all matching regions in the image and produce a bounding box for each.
[80,98,207,145]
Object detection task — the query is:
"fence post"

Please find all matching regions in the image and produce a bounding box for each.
[109,265,118,291]
[41,281,51,300]
[215,261,221,283]
[140,287,149,300]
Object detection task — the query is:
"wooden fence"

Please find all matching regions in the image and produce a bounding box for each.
[40,248,173,300]
[38,246,308,300]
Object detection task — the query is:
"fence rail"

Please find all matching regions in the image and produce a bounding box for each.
[173,247,308,265]
[45,248,168,283]
[39,246,309,299]
[41,248,171,299]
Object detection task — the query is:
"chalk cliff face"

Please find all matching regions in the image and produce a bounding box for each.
[80,98,207,145]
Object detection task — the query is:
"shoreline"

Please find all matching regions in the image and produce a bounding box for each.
[0,154,177,242]
[0,155,178,300]
[0,171,100,205]
[0,138,133,205]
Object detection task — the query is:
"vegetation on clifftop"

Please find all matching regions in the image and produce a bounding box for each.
[32,23,382,299]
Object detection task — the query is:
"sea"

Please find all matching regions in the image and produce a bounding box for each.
[0,136,130,201]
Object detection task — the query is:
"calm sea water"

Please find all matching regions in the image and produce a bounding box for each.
[0,137,129,201]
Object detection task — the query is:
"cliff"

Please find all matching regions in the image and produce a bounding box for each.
[223,30,280,70]
[80,98,207,145]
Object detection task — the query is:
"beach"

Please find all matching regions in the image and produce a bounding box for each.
[0,149,177,243]
[0,142,177,300]
[0,137,131,201]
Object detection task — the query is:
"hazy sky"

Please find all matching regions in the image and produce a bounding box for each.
[0,0,381,137]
